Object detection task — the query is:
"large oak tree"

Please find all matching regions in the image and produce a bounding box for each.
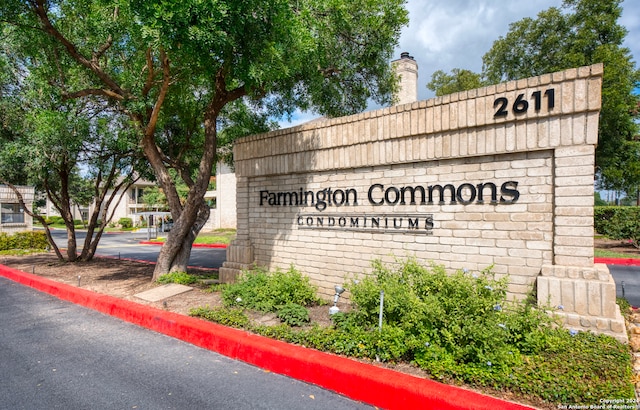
[0,0,408,279]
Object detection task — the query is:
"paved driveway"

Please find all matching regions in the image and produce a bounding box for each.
[0,276,371,410]
[50,230,226,270]
[609,264,640,307]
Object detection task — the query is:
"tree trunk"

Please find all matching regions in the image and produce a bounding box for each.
[0,181,65,260]
[65,222,78,262]
[152,200,210,280]
[148,93,223,280]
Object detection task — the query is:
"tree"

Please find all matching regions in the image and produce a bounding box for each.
[0,40,143,260]
[0,0,408,279]
[0,93,142,261]
[481,0,640,194]
[427,68,485,97]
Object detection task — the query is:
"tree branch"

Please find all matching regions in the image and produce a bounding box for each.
[141,48,155,97]
[62,88,125,101]
[0,180,64,259]
[92,35,113,63]
[31,0,129,100]
[146,49,171,137]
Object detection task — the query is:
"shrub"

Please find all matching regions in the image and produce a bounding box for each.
[0,231,48,251]
[0,233,12,250]
[277,303,310,326]
[45,216,64,225]
[594,206,640,247]
[191,258,635,405]
[118,217,133,229]
[222,265,320,312]
[347,258,633,401]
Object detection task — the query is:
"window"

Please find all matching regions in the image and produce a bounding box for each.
[1,203,25,224]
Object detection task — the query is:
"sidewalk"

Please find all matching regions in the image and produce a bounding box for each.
[0,263,534,410]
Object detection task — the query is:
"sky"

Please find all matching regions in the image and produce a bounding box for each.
[281,0,640,127]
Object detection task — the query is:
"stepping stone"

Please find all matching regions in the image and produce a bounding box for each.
[134,284,193,302]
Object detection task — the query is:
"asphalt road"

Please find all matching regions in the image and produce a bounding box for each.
[610,264,640,307]
[0,276,371,410]
[50,229,640,307]
[49,230,226,270]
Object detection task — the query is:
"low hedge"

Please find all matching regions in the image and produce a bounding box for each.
[594,206,640,247]
[0,231,48,251]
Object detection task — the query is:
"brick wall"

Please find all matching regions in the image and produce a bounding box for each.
[221,64,626,340]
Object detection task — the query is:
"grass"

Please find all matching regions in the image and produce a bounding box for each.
[193,229,236,244]
[156,271,219,285]
[155,229,236,245]
[0,249,47,256]
[594,248,640,259]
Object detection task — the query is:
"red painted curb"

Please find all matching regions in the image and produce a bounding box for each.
[595,257,640,266]
[0,264,534,410]
[139,241,228,248]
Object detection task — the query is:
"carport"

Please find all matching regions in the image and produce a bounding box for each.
[131,211,172,240]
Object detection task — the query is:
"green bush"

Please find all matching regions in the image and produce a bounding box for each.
[0,231,48,251]
[277,303,310,326]
[191,258,635,405]
[45,216,64,225]
[0,233,12,250]
[118,217,133,229]
[595,206,640,247]
[156,271,198,285]
[222,265,321,312]
[346,258,633,401]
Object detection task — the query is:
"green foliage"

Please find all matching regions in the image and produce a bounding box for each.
[189,306,250,328]
[276,303,310,327]
[222,266,321,313]
[594,206,640,247]
[0,0,408,273]
[0,231,48,251]
[118,218,133,229]
[617,297,631,314]
[191,258,635,405]
[45,216,64,226]
[510,330,634,403]
[140,187,167,210]
[481,0,640,195]
[427,69,485,96]
[156,271,198,285]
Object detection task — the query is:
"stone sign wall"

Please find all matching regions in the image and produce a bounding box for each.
[220,64,625,340]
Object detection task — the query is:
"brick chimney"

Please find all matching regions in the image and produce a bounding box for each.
[392,52,418,106]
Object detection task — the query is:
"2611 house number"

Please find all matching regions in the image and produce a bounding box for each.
[493,88,555,117]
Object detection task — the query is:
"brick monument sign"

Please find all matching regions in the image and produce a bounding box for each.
[220,63,625,340]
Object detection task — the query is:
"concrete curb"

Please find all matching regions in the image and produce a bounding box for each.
[0,264,534,410]
[595,257,640,266]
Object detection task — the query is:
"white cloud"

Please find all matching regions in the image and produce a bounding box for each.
[290,0,640,126]
[397,0,640,101]
[400,0,561,100]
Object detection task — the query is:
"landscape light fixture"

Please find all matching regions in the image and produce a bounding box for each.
[329,285,345,315]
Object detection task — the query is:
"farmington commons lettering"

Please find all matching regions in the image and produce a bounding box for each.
[259,181,520,212]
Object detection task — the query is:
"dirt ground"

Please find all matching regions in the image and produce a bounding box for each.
[0,252,334,327]
[593,236,640,257]
[1,237,637,410]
